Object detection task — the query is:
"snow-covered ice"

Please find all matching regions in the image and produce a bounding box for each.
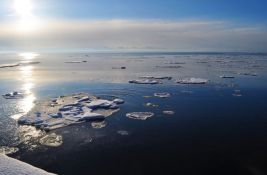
[154,92,171,98]
[0,63,20,68]
[176,78,208,84]
[39,133,63,147]
[0,154,55,175]
[65,61,87,63]
[2,92,24,99]
[0,147,19,155]
[91,121,107,129]
[18,93,123,131]
[126,112,154,120]
[117,130,129,136]
[129,79,162,84]
[139,76,172,80]
[163,111,175,115]
[220,75,235,78]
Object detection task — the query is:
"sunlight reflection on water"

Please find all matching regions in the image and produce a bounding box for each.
[19,53,36,116]
[11,53,38,120]
[15,53,44,148]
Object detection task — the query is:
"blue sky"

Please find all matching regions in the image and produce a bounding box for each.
[25,0,267,22]
[0,0,267,52]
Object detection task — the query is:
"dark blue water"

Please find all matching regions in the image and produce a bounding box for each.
[0,80,265,175]
[1,52,267,175]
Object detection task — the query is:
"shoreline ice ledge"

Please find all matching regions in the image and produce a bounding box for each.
[0,154,55,175]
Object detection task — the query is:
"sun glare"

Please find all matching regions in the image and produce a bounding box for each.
[13,0,42,33]
[14,0,33,17]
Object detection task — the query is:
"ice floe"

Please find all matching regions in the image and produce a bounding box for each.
[139,76,172,80]
[20,61,40,65]
[39,133,63,147]
[144,103,159,108]
[112,66,126,70]
[232,90,242,97]
[2,92,24,99]
[0,63,20,68]
[238,72,258,76]
[65,61,87,63]
[165,62,186,65]
[117,130,129,136]
[18,93,124,131]
[0,146,19,155]
[220,75,235,78]
[163,111,175,115]
[126,112,154,120]
[176,78,208,84]
[91,121,107,129]
[156,65,182,69]
[154,92,171,98]
[129,79,162,84]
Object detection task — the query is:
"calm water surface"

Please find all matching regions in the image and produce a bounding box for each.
[0,52,267,175]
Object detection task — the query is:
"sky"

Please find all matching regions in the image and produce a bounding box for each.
[0,0,267,52]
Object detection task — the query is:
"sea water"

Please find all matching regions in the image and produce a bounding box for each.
[0,52,267,175]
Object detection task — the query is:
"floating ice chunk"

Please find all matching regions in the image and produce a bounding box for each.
[144,103,159,108]
[139,76,172,80]
[0,63,20,68]
[65,61,87,63]
[91,121,107,129]
[39,133,63,147]
[233,90,242,97]
[156,65,182,69]
[143,96,152,98]
[117,130,129,136]
[113,98,124,104]
[163,111,175,115]
[76,112,105,121]
[18,93,122,131]
[238,72,258,76]
[20,61,40,65]
[0,146,19,155]
[154,92,171,98]
[112,66,126,69]
[220,75,235,78]
[126,112,154,120]
[165,62,186,65]
[197,61,208,64]
[176,78,208,84]
[129,79,162,84]
[87,99,113,109]
[2,91,23,99]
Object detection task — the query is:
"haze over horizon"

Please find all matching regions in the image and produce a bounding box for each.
[0,0,267,52]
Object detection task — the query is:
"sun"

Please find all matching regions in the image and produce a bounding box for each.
[13,0,42,33]
[14,0,33,17]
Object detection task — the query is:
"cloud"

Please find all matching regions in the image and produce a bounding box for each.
[0,19,267,52]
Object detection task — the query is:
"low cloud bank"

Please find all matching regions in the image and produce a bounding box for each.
[0,19,267,52]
